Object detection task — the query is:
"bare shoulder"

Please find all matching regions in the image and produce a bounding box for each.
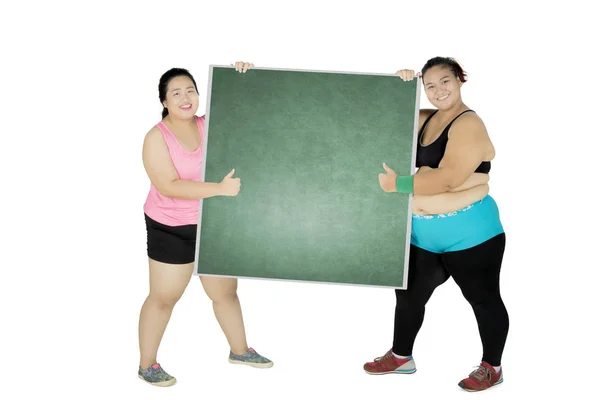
[141,125,179,191]
[449,112,495,159]
[142,124,178,179]
[450,111,489,138]
[143,125,166,149]
[142,125,169,165]
[144,125,162,141]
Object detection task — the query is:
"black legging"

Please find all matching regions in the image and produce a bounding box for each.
[393,233,509,366]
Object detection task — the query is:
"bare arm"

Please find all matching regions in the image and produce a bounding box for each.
[449,172,489,192]
[416,166,489,192]
[142,127,238,200]
[412,114,494,195]
[410,167,490,214]
[413,184,489,215]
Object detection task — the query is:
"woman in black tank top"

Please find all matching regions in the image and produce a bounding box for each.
[416,109,491,174]
[378,59,495,197]
[366,57,509,393]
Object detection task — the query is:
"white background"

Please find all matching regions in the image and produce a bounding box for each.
[1,1,598,399]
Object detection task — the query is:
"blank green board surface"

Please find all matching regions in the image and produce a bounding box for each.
[194,66,419,289]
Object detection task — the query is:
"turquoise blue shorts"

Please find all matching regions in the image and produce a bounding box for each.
[411,195,504,253]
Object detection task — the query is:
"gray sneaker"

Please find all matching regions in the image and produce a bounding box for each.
[228,347,273,368]
[138,363,177,387]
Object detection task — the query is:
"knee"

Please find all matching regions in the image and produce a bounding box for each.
[395,288,432,311]
[467,292,504,312]
[210,288,238,304]
[395,295,423,314]
[395,293,412,310]
[202,277,239,304]
[147,293,181,310]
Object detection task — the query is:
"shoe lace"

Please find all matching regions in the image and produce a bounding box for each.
[468,365,492,382]
[374,350,393,363]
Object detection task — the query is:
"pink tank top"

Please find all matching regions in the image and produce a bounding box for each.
[143,115,205,226]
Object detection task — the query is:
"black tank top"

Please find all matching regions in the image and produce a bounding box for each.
[416,110,491,174]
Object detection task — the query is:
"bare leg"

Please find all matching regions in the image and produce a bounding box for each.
[200,276,248,355]
[138,259,193,369]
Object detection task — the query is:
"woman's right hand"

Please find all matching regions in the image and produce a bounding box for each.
[234,61,254,73]
[219,169,241,196]
[395,69,421,81]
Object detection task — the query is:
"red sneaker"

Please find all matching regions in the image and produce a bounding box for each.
[458,362,503,392]
[363,350,416,375]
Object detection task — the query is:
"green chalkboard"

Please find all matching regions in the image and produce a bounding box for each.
[194,66,419,289]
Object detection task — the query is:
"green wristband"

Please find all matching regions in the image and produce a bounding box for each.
[395,175,414,194]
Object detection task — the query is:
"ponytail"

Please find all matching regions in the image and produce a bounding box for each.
[421,57,468,83]
[158,67,198,120]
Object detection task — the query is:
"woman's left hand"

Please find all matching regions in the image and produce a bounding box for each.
[378,162,398,192]
[234,61,254,73]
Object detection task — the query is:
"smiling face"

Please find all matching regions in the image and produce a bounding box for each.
[422,65,463,111]
[162,75,199,120]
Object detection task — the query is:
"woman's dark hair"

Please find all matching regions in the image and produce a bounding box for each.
[421,57,468,83]
[158,68,199,119]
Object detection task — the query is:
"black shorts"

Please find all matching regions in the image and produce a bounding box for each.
[144,213,198,264]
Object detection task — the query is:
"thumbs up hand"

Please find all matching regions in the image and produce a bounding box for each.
[378,162,398,193]
[219,169,241,196]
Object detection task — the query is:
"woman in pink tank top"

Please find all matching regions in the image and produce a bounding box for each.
[137,62,273,387]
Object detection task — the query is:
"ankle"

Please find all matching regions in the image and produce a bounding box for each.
[231,347,248,356]
[140,360,157,370]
